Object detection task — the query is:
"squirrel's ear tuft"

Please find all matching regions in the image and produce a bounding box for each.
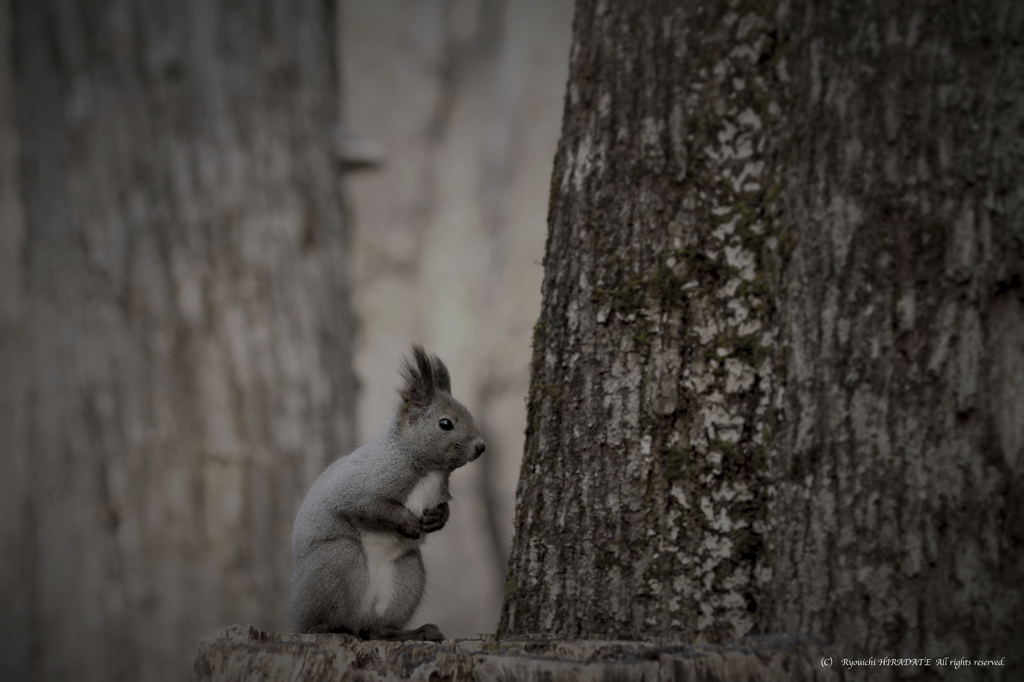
[398,346,452,423]
[432,355,451,394]
[400,345,435,410]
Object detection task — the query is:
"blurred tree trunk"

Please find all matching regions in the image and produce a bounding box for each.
[501,0,1023,676]
[1,1,357,681]
[0,0,29,675]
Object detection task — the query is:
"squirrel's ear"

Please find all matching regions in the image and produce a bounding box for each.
[399,345,435,422]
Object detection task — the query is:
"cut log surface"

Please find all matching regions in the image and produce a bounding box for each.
[192,624,839,681]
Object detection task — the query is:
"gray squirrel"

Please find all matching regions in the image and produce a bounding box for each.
[289,346,486,640]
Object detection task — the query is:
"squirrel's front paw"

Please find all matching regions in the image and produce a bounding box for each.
[420,501,449,533]
[397,514,422,539]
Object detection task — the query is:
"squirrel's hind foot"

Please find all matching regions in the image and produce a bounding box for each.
[305,623,360,640]
[374,623,445,642]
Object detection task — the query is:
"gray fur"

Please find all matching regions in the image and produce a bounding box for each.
[289,346,485,640]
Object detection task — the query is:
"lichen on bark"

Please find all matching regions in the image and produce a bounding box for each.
[501,0,790,637]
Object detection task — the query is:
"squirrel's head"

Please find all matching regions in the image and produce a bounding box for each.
[396,345,486,472]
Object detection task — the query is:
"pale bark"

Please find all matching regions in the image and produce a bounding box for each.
[3,1,356,681]
[503,0,1024,678]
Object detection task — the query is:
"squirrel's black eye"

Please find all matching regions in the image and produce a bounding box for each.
[438,418,454,431]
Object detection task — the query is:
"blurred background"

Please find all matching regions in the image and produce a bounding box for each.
[0,0,572,680]
[342,0,572,638]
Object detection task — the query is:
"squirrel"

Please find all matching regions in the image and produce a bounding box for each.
[289,345,486,640]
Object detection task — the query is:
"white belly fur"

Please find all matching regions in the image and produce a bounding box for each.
[405,471,445,515]
[361,472,446,618]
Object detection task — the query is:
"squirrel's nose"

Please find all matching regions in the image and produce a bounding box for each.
[471,439,486,460]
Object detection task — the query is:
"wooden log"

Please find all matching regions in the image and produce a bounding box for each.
[192,624,839,681]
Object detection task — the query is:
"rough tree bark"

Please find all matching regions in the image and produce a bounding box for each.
[502,0,1023,678]
[502,0,788,638]
[2,1,356,681]
[769,0,1024,675]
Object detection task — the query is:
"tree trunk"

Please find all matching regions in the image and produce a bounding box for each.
[768,0,1024,674]
[3,1,356,680]
[501,0,788,638]
[0,0,30,674]
[502,0,1023,677]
